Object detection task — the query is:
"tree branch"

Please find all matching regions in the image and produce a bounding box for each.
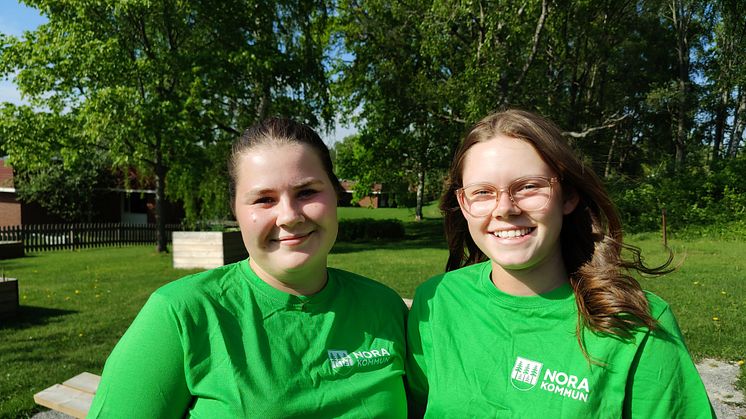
[562,113,631,139]
[214,120,241,136]
[437,113,467,124]
[512,0,548,90]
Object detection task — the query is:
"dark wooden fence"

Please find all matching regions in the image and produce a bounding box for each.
[0,223,182,252]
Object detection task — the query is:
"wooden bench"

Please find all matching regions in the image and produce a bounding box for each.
[34,372,100,418]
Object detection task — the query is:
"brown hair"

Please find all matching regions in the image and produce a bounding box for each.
[228,117,345,209]
[441,109,672,354]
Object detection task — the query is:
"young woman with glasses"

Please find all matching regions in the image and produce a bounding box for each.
[406,109,714,417]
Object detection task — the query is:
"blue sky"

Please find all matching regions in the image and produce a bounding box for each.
[0,1,354,144]
[0,1,47,105]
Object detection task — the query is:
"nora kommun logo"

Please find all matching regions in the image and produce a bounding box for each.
[328,347,392,370]
[511,357,543,391]
[328,350,353,369]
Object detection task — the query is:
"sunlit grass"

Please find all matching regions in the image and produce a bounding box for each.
[337,201,442,221]
[630,234,746,361]
[0,247,202,418]
[1,215,744,416]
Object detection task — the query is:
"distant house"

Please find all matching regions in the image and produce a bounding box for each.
[339,179,391,208]
[0,157,184,227]
[0,157,22,226]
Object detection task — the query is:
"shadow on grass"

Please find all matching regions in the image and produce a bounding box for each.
[0,252,39,267]
[332,218,446,254]
[0,305,77,330]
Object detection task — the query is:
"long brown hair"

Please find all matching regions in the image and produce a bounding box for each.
[441,109,672,351]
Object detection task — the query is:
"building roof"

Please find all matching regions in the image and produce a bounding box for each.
[339,179,383,194]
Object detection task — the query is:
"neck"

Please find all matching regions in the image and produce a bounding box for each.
[249,259,328,296]
[489,251,569,296]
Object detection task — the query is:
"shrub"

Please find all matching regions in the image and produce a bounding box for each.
[337,218,405,242]
[608,157,746,234]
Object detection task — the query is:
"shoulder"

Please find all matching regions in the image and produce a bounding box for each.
[329,268,406,309]
[415,262,486,299]
[643,290,674,320]
[151,262,244,308]
[410,262,487,315]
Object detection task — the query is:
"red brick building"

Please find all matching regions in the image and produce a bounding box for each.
[0,157,183,227]
[339,180,390,208]
[0,158,21,226]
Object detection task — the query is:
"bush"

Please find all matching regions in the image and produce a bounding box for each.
[608,157,746,234]
[337,218,406,242]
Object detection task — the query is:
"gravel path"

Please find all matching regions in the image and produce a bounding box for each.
[32,358,744,418]
[696,358,746,418]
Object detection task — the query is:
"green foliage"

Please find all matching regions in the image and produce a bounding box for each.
[13,160,103,222]
[609,157,746,233]
[333,0,461,219]
[337,218,405,242]
[0,0,334,241]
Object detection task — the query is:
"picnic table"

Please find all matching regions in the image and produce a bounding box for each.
[34,372,100,418]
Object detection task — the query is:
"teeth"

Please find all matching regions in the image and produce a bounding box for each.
[493,228,531,238]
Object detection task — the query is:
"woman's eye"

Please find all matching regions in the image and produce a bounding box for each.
[518,183,538,191]
[298,189,319,199]
[253,197,275,205]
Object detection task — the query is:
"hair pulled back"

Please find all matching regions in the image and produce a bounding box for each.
[229,117,344,208]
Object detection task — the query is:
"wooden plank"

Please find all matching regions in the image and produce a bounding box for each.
[34,384,94,419]
[63,372,100,394]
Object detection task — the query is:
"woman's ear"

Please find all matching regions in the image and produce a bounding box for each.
[455,191,470,218]
[562,188,580,215]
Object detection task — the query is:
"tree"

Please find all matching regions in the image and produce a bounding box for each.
[335,0,461,220]
[702,0,746,166]
[0,106,106,221]
[1,0,333,251]
[664,0,706,171]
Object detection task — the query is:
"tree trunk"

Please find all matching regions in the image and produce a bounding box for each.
[729,87,746,158]
[154,151,168,253]
[415,168,425,222]
[604,133,617,179]
[711,89,728,168]
[671,0,692,172]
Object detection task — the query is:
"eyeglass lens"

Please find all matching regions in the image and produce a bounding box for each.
[460,177,553,216]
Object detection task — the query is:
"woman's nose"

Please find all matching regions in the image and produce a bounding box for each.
[491,190,520,218]
[276,198,305,226]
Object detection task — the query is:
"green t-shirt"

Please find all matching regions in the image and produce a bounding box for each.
[88,261,408,418]
[406,262,715,418]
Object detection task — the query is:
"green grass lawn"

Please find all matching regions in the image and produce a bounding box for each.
[0,210,744,417]
[337,201,442,221]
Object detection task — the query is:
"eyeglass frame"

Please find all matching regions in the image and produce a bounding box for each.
[455,176,560,217]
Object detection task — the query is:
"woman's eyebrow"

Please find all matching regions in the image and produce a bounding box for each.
[291,178,324,189]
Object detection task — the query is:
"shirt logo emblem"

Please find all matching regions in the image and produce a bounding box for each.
[510,356,543,391]
[328,350,353,369]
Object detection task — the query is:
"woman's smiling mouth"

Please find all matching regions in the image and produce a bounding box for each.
[492,227,535,239]
[274,232,313,245]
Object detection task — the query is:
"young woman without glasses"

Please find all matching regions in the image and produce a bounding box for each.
[89,118,408,418]
[406,109,714,418]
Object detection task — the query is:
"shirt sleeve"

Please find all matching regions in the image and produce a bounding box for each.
[406,291,430,418]
[623,304,716,418]
[87,293,192,419]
